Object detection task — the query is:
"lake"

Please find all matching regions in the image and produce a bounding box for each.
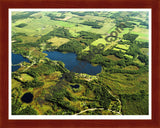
[12,53,30,72]
[43,51,102,75]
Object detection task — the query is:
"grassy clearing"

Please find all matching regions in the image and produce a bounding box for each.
[124,54,133,59]
[107,26,116,33]
[70,24,92,33]
[90,22,115,35]
[12,14,74,36]
[91,38,109,46]
[118,28,131,38]
[113,48,126,53]
[12,15,56,36]
[123,66,139,70]
[47,36,70,47]
[54,20,75,28]
[140,48,149,55]
[12,79,21,89]
[67,17,85,23]
[131,26,149,41]
[128,21,140,25]
[82,46,90,52]
[30,12,43,19]
[133,58,145,66]
[106,55,121,61]
[69,29,80,37]
[107,27,131,39]
[20,73,34,82]
[103,40,118,51]
[17,36,40,43]
[69,20,115,35]
[116,44,130,50]
[83,15,106,21]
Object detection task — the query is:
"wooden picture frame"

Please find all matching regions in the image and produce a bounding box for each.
[0,0,160,128]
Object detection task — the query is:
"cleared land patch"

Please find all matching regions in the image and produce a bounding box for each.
[124,54,133,59]
[91,38,109,46]
[113,48,126,53]
[123,66,139,70]
[12,79,21,89]
[115,44,130,50]
[90,22,115,35]
[47,36,70,47]
[140,48,149,56]
[131,27,148,41]
[20,73,34,82]
[16,36,40,43]
[106,55,121,61]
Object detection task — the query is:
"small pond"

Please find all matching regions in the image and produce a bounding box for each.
[21,92,33,103]
[70,84,80,89]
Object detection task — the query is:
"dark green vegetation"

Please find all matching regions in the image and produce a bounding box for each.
[11,11,149,116]
[81,21,103,28]
[16,23,28,28]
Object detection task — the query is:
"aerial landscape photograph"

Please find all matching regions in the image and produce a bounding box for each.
[10,9,150,117]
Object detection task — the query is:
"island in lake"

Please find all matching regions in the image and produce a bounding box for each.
[11,10,149,116]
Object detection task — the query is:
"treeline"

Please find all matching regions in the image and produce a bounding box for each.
[37,27,72,43]
[110,11,148,29]
[58,39,86,53]
[138,54,148,65]
[26,60,67,77]
[77,31,102,46]
[12,11,38,22]
[71,11,101,16]
[57,31,101,53]
[47,13,65,20]
[81,21,103,29]
[71,12,87,16]
[126,43,141,58]
[137,42,148,48]
[123,33,139,42]
[12,32,27,38]
[12,32,27,43]
[16,23,27,28]
[140,21,148,29]
[21,79,44,89]
[12,74,44,89]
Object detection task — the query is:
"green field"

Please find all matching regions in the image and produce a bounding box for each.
[140,48,149,55]
[124,54,133,59]
[106,55,121,61]
[20,73,34,82]
[47,36,70,47]
[91,38,109,46]
[113,48,126,53]
[131,27,149,41]
[116,44,130,50]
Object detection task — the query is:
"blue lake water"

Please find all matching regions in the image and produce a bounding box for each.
[12,53,30,72]
[43,51,102,75]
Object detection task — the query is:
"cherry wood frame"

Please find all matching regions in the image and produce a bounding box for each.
[0,0,160,128]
